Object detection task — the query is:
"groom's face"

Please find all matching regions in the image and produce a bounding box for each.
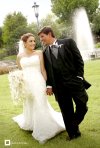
[39,32,52,46]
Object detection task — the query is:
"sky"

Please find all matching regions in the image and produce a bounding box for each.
[0,0,52,26]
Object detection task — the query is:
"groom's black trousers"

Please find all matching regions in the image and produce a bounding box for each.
[56,85,88,137]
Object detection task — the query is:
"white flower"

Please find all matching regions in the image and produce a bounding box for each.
[8,70,26,104]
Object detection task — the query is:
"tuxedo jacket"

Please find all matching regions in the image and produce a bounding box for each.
[43,38,91,100]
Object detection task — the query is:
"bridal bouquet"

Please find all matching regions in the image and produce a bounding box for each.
[8,70,26,104]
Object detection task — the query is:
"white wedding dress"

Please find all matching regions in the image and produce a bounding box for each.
[12,55,65,143]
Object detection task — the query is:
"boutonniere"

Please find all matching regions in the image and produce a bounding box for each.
[58,44,63,48]
[50,44,64,49]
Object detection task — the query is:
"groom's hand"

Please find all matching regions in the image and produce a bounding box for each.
[46,88,53,96]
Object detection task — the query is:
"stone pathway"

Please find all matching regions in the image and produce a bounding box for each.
[0,60,18,75]
[0,60,16,66]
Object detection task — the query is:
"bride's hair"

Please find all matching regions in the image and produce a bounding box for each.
[18,33,34,54]
[21,33,34,42]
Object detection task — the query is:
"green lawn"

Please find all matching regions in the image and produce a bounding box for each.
[0,60,100,148]
[2,55,17,60]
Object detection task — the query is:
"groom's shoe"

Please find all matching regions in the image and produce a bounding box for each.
[67,130,81,141]
[74,126,81,138]
[74,129,81,138]
[68,133,81,141]
[68,135,76,141]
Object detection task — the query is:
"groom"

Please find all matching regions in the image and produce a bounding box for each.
[38,26,91,140]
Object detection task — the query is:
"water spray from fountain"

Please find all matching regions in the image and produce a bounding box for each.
[73,7,95,61]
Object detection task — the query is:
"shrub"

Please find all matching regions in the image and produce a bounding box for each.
[95,42,100,48]
[0,49,8,59]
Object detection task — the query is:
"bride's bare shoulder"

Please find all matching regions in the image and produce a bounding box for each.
[36,50,43,56]
[36,50,42,53]
[35,50,43,61]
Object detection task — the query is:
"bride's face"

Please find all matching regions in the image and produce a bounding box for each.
[25,36,36,50]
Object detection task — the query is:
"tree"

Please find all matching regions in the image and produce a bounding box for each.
[40,14,62,38]
[40,14,72,38]
[51,0,98,23]
[2,12,28,54]
[27,14,65,48]
[92,8,100,38]
[0,27,3,48]
[28,22,41,48]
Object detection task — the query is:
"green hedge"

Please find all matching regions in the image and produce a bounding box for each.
[0,49,8,59]
[95,42,100,48]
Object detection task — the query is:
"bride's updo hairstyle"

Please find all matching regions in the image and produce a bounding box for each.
[21,33,34,43]
[18,33,35,54]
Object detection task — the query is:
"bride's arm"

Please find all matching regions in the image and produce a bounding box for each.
[16,54,22,70]
[38,50,47,81]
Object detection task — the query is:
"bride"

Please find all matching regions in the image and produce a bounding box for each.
[9,33,65,143]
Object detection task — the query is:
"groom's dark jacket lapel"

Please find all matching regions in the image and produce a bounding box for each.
[43,46,55,86]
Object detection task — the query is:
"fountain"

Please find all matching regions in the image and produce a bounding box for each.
[73,7,95,61]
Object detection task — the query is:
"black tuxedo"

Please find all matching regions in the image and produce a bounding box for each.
[43,38,90,137]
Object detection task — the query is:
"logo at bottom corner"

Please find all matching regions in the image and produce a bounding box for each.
[4,140,11,146]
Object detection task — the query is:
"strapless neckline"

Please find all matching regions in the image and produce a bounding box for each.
[20,54,39,61]
[20,54,40,71]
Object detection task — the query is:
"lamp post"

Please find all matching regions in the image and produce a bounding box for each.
[32,2,39,29]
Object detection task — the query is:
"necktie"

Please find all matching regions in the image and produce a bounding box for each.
[50,45,58,58]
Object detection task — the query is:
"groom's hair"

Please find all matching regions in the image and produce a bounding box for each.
[38,26,55,38]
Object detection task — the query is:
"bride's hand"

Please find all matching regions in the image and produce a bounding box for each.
[46,88,53,96]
